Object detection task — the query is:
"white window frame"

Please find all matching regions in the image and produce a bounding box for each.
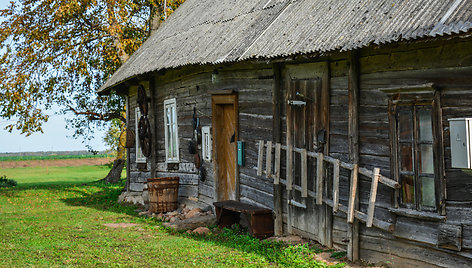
[202,126,212,161]
[135,108,146,163]
[164,98,180,163]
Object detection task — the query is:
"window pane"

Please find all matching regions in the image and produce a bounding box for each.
[167,124,172,158]
[418,109,433,142]
[172,106,176,124]
[401,174,415,205]
[400,144,413,171]
[421,176,436,208]
[172,124,178,158]
[419,144,434,174]
[399,110,413,140]
[166,107,172,125]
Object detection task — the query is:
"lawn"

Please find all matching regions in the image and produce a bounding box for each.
[0,166,342,267]
[1,165,112,187]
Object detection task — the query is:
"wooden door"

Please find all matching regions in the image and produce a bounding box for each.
[212,94,238,201]
[287,79,326,241]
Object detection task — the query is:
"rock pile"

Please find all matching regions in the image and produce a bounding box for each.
[140,204,217,233]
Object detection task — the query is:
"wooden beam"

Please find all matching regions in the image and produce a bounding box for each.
[347,50,360,261]
[333,159,340,212]
[272,63,283,236]
[257,140,264,176]
[367,168,380,228]
[316,153,324,205]
[266,141,273,178]
[301,149,308,198]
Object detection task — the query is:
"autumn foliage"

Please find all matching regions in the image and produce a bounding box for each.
[0,0,184,136]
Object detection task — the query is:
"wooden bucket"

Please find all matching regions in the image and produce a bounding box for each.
[147,177,179,213]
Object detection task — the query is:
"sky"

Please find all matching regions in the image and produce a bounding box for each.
[0,0,107,153]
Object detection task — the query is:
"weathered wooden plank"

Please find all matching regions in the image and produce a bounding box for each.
[348,49,360,262]
[239,173,274,195]
[393,217,438,246]
[463,225,472,249]
[316,153,324,204]
[301,149,308,198]
[274,143,281,184]
[239,185,273,209]
[332,202,394,233]
[388,208,446,221]
[360,234,472,268]
[287,145,293,190]
[437,223,462,251]
[333,159,341,212]
[366,168,380,228]
[266,141,273,178]
[347,164,359,224]
[257,140,264,176]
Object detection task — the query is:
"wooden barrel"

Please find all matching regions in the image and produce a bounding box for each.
[147,177,179,213]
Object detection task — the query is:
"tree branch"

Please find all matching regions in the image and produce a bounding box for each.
[68,106,125,123]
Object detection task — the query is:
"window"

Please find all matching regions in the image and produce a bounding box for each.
[202,126,212,161]
[135,108,146,163]
[395,105,436,210]
[164,98,179,163]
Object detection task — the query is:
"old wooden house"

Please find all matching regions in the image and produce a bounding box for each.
[99,0,472,266]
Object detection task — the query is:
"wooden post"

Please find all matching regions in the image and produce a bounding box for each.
[316,153,324,205]
[272,63,283,236]
[125,95,131,192]
[301,149,308,198]
[266,141,273,178]
[347,50,360,261]
[333,159,340,212]
[321,62,333,248]
[367,168,380,227]
[257,140,264,177]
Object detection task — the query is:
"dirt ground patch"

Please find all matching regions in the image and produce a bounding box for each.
[0,157,114,169]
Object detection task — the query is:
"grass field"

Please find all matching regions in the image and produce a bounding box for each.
[1,165,112,187]
[0,153,112,161]
[0,165,343,267]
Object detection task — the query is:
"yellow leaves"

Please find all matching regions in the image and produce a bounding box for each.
[0,0,186,136]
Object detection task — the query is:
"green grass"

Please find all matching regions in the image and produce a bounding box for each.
[0,166,343,267]
[0,154,112,161]
[1,165,112,187]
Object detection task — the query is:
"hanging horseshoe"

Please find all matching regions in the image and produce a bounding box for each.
[138,116,152,157]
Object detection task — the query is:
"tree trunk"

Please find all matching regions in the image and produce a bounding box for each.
[104,116,127,184]
[103,158,125,183]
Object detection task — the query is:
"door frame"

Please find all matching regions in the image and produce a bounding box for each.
[212,93,239,202]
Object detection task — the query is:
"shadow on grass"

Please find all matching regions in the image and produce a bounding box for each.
[2,180,343,267]
[0,178,140,218]
[58,180,141,218]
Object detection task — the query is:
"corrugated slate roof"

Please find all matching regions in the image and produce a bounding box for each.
[100,0,472,92]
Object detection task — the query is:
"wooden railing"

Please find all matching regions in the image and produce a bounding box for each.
[256,140,401,233]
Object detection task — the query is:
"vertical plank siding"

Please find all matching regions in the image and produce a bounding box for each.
[124,36,472,267]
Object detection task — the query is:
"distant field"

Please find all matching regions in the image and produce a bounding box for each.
[0,154,112,162]
[0,165,118,187]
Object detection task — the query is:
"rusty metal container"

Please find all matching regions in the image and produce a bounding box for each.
[147,177,179,213]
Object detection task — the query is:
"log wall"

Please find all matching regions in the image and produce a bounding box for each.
[123,34,472,266]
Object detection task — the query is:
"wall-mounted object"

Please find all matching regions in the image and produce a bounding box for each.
[237,141,245,166]
[202,126,212,161]
[287,100,306,106]
[448,118,472,169]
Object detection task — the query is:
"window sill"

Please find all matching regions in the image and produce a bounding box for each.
[389,207,446,221]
